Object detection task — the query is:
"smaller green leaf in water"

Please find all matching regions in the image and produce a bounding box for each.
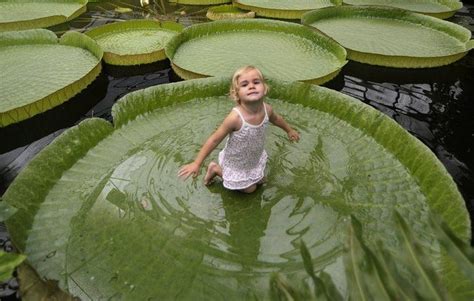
[0,251,26,282]
[114,7,133,13]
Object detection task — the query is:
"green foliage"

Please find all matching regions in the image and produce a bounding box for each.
[0,251,26,282]
[272,212,473,300]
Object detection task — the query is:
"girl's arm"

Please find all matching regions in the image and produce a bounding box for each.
[267,104,300,142]
[178,112,239,180]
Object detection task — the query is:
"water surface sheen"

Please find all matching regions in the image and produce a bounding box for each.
[29,98,435,299]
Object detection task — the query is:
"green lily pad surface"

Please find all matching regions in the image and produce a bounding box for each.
[85,20,183,66]
[0,29,102,127]
[3,78,470,299]
[302,6,474,68]
[206,4,255,20]
[234,0,341,19]
[0,0,87,31]
[343,0,462,19]
[166,19,347,84]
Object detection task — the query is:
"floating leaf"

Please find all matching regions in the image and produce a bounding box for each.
[206,4,255,20]
[234,0,341,19]
[302,6,474,68]
[166,19,347,84]
[342,0,463,19]
[3,78,469,299]
[0,0,88,31]
[86,19,183,65]
[114,7,133,13]
[0,29,103,127]
[0,251,26,282]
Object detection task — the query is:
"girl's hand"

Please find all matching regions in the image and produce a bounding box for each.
[178,162,200,180]
[288,129,300,142]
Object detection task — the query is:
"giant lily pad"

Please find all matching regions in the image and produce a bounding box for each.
[0,0,87,31]
[3,77,470,299]
[85,20,183,66]
[165,19,347,84]
[302,6,474,68]
[342,0,463,19]
[234,0,341,19]
[0,29,102,127]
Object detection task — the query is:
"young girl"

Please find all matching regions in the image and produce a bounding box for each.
[178,66,300,193]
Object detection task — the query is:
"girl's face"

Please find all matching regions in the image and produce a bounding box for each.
[236,69,266,104]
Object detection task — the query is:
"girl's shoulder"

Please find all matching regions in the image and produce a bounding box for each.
[263,102,274,115]
[223,108,243,131]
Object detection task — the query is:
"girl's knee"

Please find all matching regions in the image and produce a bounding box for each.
[241,184,257,194]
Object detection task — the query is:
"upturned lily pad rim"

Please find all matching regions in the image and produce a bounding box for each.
[4,76,469,253]
[0,29,103,127]
[85,19,183,66]
[341,0,463,19]
[301,6,474,68]
[206,4,256,20]
[0,0,88,31]
[165,18,347,84]
[234,0,342,19]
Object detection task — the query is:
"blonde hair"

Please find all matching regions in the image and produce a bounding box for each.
[229,65,269,103]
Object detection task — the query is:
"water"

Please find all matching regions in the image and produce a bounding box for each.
[1,2,473,299]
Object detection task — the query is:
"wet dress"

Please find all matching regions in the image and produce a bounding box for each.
[218,104,269,190]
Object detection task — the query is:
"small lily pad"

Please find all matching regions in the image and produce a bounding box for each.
[165,19,347,84]
[0,0,88,31]
[302,6,474,68]
[234,0,341,19]
[86,19,183,66]
[0,29,103,127]
[342,0,463,19]
[206,4,255,20]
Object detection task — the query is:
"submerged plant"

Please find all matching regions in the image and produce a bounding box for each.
[271,212,474,300]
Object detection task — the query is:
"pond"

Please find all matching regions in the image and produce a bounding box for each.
[1,1,473,299]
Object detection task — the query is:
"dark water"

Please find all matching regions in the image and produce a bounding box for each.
[1,2,473,299]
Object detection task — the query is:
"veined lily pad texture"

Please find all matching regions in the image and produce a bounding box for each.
[0,0,88,31]
[234,0,341,19]
[85,20,183,66]
[342,0,463,19]
[0,29,103,127]
[3,77,470,299]
[301,6,474,68]
[206,4,255,21]
[165,19,347,84]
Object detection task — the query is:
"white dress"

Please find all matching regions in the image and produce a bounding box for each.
[218,104,269,190]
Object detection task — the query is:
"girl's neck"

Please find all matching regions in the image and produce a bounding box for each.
[239,100,264,114]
